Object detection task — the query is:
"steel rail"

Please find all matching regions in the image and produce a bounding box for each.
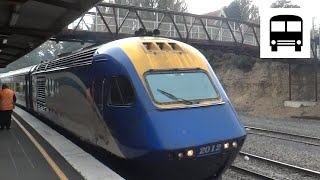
[245,126,320,141]
[229,165,276,180]
[247,132,320,147]
[239,152,320,177]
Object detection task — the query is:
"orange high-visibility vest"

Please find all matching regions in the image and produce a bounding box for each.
[0,88,15,110]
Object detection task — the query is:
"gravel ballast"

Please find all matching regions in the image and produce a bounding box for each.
[222,114,320,179]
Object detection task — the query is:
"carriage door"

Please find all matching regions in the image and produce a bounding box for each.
[25,75,30,109]
[92,58,109,117]
[101,78,108,119]
[92,81,99,109]
[93,80,104,115]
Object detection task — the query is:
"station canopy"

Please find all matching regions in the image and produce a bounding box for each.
[0,0,101,68]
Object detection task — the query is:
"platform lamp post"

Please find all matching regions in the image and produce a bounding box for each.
[312,17,318,102]
[318,24,320,58]
[312,17,316,58]
[316,25,318,102]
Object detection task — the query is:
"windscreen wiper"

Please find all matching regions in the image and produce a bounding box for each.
[157,89,193,105]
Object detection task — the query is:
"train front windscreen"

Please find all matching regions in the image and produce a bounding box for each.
[145,70,219,105]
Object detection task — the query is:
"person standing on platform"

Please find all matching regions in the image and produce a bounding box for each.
[0,84,16,129]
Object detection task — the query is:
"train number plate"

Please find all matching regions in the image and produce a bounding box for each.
[197,144,222,157]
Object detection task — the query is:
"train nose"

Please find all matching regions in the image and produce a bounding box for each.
[146,104,246,150]
[132,147,242,180]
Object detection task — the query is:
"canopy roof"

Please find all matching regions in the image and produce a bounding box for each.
[0,0,101,68]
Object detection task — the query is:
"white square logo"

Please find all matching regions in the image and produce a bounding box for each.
[260,8,311,58]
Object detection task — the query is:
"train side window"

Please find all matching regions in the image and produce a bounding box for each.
[108,77,135,106]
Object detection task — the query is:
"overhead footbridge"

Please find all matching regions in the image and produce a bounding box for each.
[52,2,261,57]
[0,0,101,68]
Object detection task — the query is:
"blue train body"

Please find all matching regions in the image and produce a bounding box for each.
[0,37,246,179]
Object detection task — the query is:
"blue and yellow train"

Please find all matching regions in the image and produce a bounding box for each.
[0,37,246,179]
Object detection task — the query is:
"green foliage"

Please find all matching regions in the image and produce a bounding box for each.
[270,0,300,8]
[224,1,241,19]
[114,0,188,12]
[157,0,187,12]
[224,0,259,22]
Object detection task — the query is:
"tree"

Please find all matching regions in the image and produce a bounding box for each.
[224,0,259,22]
[224,1,241,20]
[156,0,187,12]
[270,0,300,8]
[114,0,188,12]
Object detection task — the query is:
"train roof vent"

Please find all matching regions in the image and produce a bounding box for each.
[168,43,183,51]
[142,42,184,53]
[36,63,47,71]
[142,42,159,51]
[36,76,47,112]
[156,42,171,51]
[34,47,98,73]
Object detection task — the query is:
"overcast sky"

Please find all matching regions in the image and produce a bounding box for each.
[185,0,320,28]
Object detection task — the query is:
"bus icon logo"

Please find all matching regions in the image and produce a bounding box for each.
[260,8,310,59]
[270,15,302,52]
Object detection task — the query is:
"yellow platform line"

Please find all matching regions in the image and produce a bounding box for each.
[12,116,69,180]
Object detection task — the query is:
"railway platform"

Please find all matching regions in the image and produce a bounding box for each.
[0,107,123,180]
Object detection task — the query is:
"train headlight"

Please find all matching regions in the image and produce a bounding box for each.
[224,143,230,149]
[296,40,301,45]
[271,40,276,45]
[232,141,238,148]
[178,152,184,158]
[187,150,194,157]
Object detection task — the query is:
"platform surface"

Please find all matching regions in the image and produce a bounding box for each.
[0,119,82,180]
[0,106,124,180]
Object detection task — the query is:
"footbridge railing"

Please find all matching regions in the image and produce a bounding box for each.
[53,3,260,51]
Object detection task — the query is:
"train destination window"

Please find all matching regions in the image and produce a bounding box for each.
[108,77,135,106]
[145,71,219,104]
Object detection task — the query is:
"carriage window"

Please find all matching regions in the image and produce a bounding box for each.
[108,77,135,106]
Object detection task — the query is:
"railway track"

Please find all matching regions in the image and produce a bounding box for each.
[229,165,276,180]
[245,126,320,147]
[236,152,320,179]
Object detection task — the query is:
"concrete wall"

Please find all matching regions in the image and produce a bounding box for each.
[290,64,319,101]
